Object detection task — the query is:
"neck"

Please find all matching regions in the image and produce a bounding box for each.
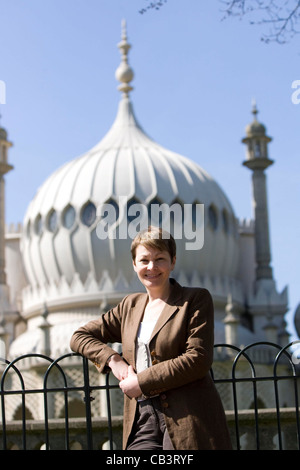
[147,281,171,304]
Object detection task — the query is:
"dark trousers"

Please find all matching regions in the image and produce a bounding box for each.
[126,397,174,450]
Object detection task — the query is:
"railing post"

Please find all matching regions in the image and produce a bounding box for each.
[82,357,94,450]
[105,372,114,450]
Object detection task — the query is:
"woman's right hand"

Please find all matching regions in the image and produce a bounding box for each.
[107,354,129,381]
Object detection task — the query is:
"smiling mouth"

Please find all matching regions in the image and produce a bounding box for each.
[145,273,161,279]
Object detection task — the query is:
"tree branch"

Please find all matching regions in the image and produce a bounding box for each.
[221,0,300,43]
[139,0,300,44]
[139,0,168,14]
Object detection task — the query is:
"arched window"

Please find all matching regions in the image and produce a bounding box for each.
[148,197,164,227]
[222,209,229,234]
[208,204,218,231]
[126,197,141,224]
[46,209,58,232]
[62,205,76,229]
[81,202,97,227]
[34,214,43,235]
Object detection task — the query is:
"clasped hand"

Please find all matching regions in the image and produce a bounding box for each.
[108,355,142,398]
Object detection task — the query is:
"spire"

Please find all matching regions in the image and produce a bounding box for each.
[115,20,134,98]
[242,103,273,281]
[93,21,152,150]
[251,98,258,120]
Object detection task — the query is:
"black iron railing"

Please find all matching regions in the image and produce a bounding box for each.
[212,342,300,450]
[0,341,300,450]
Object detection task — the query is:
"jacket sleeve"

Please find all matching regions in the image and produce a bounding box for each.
[69,296,128,373]
[137,289,214,397]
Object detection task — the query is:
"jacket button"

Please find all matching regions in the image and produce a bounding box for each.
[162,402,169,408]
[160,394,167,400]
[152,359,158,365]
[150,350,156,357]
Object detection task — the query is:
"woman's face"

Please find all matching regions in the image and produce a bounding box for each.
[133,244,176,291]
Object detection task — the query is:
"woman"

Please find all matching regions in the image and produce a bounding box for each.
[70,226,232,450]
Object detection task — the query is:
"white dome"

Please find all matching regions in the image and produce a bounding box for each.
[20,24,240,316]
[21,94,239,311]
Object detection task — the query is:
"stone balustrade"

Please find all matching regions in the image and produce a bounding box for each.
[1,408,299,450]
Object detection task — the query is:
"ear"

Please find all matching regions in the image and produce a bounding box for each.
[171,256,176,270]
[132,259,138,273]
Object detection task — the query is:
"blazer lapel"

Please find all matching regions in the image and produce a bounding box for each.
[127,294,148,368]
[149,279,183,342]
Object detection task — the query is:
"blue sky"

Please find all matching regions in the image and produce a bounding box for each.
[0,0,299,338]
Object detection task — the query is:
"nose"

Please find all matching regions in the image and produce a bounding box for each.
[147,261,156,270]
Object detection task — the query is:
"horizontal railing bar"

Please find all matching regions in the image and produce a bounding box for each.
[214,375,299,384]
[1,376,297,395]
[0,384,120,395]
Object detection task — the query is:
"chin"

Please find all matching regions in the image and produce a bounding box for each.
[144,276,168,287]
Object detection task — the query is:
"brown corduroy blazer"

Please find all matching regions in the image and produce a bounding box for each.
[70,279,232,450]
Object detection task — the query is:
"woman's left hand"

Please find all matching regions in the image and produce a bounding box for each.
[119,365,142,398]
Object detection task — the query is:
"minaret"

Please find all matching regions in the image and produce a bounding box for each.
[242,103,289,344]
[242,102,273,282]
[0,117,13,358]
[0,117,13,285]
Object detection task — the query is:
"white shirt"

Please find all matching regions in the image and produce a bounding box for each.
[135,319,160,401]
[135,319,157,374]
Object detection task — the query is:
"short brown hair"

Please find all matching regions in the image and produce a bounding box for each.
[131,226,176,261]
